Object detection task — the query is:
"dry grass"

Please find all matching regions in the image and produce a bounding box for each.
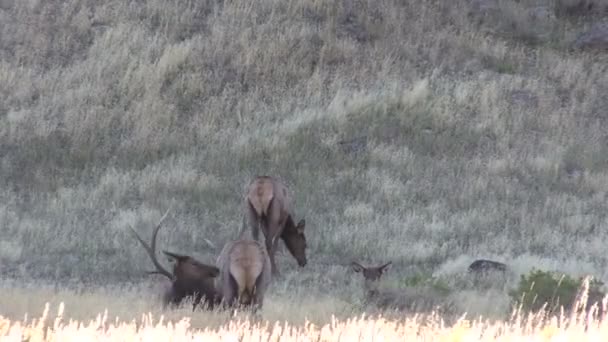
[1,0,608,337]
[0,281,356,331]
[1,299,608,341]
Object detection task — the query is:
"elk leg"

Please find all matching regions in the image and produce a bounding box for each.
[238,215,248,239]
[265,199,283,275]
[224,273,239,310]
[265,236,280,276]
[272,234,282,275]
[247,201,261,241]
[161,288,173,310]
[252,294,263,313]
[253,219,261,241]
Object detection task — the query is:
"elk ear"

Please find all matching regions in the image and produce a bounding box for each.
[379,261,392,274]
[351,262,365,273]
[296,219,305,234]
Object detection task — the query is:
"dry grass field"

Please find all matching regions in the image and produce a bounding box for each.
[1,299,608,341]
[1,0,608,339]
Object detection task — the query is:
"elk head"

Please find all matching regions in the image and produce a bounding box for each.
[280,217,307,267]
[129,209,221,310]
[351,261,392,296]
[163,251,220,280]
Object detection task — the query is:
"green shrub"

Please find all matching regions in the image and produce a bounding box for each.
[403,273,452,296]
[509,269,605,316]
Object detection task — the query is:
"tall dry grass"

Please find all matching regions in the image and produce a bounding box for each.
[2,298,608,341]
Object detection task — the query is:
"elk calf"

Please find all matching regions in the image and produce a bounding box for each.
[351,261,392,297]
[245,176,307,275]
[129,209,222,310]
[216,239,271,311]
[351,261,453,314]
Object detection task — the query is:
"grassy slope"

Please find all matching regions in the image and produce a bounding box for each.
[1,0,608,322]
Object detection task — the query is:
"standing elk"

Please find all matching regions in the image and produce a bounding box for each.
[129,209,222,310]
[216,238,272,311]
[244,176,307,275]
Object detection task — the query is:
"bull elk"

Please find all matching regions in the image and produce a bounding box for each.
[245,176,307,275]
[129,209,222,310]
[216,238,272,311]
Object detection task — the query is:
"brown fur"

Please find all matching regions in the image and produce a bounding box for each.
[216,239,271,310]
[245,176,307,275]
[162,251,222,310]
[248,178,274,216]
[129,209,221,310]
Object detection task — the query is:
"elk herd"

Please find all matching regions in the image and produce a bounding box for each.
[130,176,306,313]
[131,175,508,314]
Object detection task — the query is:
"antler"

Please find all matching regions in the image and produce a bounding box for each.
[128,207,174,280]
[163,250,187,261]
[351,261,366,272]
[379,261,392,269]
[202,238,217,250]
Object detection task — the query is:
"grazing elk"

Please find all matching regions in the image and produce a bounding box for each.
[467,259,507,274]
[245,176,307,275]
[129,209,222,310]
[216,238,272,311]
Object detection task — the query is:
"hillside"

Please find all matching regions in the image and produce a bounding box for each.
[1,0,608,323]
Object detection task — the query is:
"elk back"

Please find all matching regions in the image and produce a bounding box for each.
[216,239,271,308]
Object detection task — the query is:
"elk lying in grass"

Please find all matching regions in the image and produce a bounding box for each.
[351,261,454,315]
[245,176,307,275]
[216,238,272,311]
[351,261,392,298]
[129,210,221,310]
[468,259,507,274]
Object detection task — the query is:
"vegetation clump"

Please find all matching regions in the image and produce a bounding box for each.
[509,269,606,316]
[404,273,452,296]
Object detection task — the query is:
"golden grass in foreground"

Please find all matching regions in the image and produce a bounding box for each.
[1,302,608,341]
[2,277,605,341]
[0,279,361,330]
